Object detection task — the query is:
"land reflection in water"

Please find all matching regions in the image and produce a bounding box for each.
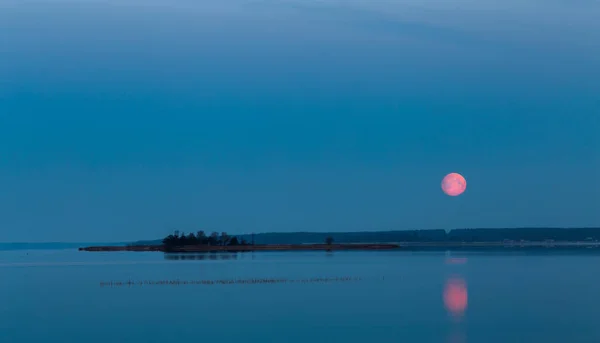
[164,253,239,261]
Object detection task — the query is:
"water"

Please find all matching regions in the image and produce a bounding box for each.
[2,249,600,342]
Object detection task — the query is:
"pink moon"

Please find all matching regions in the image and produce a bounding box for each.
[442,173,467,196]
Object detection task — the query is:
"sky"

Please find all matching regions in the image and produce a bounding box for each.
[0,0,598,242]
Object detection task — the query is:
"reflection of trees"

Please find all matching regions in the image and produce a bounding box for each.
[164,253,238,261]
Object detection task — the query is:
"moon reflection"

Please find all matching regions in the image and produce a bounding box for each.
[443,277,468,317]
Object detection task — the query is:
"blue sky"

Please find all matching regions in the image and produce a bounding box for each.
[0,0,598,242]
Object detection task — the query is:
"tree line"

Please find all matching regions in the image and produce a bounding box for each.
[162,230,250,247]
[160,228,600,246]
[238,228,600,245]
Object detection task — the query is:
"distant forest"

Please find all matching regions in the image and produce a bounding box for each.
[161,231,250,247]
[149,227,600,246]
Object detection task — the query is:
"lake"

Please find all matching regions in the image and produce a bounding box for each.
[2,249,600,342]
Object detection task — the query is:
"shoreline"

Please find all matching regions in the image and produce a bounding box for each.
[78,241,600,253]
[78,243,400,252]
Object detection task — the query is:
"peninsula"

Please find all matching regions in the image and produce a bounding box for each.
[78,227,600,253]
[79,230,399,252]
[79,243,399,252]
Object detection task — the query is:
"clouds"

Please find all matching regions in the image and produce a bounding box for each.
[2,0,598,100]
[2,0,598,89]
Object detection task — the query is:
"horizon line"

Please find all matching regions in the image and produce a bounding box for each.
[2,226,600,245]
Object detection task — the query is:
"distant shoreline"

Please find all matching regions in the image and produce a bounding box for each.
[79,244,399,252]
[6,227,600,252]
[129,227,600,247]
[78,241,600,253]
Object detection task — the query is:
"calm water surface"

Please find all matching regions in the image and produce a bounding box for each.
[1,250,600,343]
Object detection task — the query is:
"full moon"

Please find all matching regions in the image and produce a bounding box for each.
[442,173,467,196]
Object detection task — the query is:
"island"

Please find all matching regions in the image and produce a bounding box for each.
[79,227,600,253]
[79,231,399,252]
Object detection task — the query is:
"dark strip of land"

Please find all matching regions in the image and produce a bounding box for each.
[79,245,163,252]
[78,241,600,253]
[130,227,600,246]
[79,243,400,252]
[79,227,600,253]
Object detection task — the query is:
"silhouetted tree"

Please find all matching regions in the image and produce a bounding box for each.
[325,236,334,245]
[162,230,249,247]
[162,234,177,246]
[220,232,230,246]
[208,232,219,246]
[196,231,207,245]
[186,233,197,245]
